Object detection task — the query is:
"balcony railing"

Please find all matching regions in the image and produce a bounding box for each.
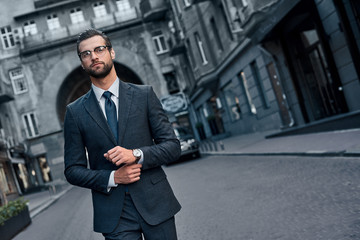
[93,14,116,29]
[114,7,138,23]
[192,0,210,4]
[168,32,186,56]
[140,0,168,22]
[68,20,92,36]
[19,9,142,54]
[44,27,68,42]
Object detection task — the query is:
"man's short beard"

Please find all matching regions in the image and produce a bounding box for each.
[86,62,113,79]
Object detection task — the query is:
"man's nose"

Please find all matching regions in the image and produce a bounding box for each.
[90,52,98,61]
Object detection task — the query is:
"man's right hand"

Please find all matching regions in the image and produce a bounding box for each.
[114,164,142,184]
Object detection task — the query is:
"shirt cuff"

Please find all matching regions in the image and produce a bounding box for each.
[137,149,144,164]
[107,171,118,192]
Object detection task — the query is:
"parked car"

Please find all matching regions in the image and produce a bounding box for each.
[173,126,201,159]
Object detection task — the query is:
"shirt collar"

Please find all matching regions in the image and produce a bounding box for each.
[92,78,120,102]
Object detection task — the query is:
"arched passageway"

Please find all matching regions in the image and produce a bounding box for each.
[56,62,142,125]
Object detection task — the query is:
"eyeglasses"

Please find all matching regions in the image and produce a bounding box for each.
[78,45,111,60]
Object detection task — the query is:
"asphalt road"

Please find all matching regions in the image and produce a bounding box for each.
[14,155,360,240]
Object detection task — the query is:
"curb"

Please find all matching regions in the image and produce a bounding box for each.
[29,185,73,218]
[201,151,360,157]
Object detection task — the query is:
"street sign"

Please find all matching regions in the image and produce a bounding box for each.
[160,92,187,113]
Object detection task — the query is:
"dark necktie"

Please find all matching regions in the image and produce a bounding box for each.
[103,91,118,141]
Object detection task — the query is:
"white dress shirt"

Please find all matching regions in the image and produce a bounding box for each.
[92,78,143,191]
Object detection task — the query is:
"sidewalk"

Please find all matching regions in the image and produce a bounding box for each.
[23,183,73,218]
[200,128,360,157]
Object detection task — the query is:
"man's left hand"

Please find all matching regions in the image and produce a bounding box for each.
[104,146,136,166]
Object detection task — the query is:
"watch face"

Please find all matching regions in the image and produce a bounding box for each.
[133,149,141,157]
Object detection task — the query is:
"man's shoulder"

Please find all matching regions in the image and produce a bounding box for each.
[66,90,91,109]
[121,81,151,93]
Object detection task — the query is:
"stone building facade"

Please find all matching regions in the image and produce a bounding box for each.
[0,0,187,196]
[1,0,360,197]
[170,0,360,140]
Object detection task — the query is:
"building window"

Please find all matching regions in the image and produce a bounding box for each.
[163,72,179,94]
[0,119,4,140]
[9,68,28,95]
[93,2,107,18]
[116,0,131,12]
[222,0,242,32]
[194,32,208,65]
[70,8,85,24]
[210,17,223,52]
[350,0,360,30]
[241,0,248,7]
[186,39,197,69]
[219,3,233,41]
[38,156,52,183]
[22,112,39,138]
[223,82,241,121]
[0,163,17,196]
[250,61,270,108]
[207,97,225,135]
[1,26,15,49]
[183,0,191,7]
[174,0,181,13]
[239,71,257,114]
[0,163,10,195]
[152,30,169,54]
[46,14,61,31]
[115,0,136,21]
[23,20,38,36]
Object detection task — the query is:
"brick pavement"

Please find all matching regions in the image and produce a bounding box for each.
[166,155,360,240]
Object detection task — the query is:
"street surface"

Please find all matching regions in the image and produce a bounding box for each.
[15,155,360,240]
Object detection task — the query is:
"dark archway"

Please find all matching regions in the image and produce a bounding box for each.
[56,62,143,125]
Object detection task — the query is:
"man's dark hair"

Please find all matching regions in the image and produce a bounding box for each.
[76,28,112,55]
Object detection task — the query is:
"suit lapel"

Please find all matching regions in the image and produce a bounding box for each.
[83,89,117,145]
[118,81,133,146]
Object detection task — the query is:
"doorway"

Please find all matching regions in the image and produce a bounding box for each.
[282,11,348,122]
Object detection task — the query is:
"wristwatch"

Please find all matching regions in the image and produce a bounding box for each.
[132,149,142,163]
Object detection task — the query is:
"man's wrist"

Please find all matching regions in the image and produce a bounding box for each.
[135,149,144,164]
[132,149,142,163]
[107,171,118,192]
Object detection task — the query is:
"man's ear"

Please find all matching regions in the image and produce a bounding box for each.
[110,48,115,59]
[81,62,84,69]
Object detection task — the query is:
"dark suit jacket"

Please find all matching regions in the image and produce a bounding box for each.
[64,80,181,233]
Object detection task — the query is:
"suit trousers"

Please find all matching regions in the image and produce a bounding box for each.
[102,194,178,240]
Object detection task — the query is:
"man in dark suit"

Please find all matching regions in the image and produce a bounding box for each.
[64,29,181,239]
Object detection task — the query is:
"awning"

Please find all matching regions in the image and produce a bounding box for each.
[10,157,25,164]
[243,0,301,43]
[0,93,14,104]
[30,143,46,156]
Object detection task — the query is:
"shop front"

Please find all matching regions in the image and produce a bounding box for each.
[246,0,350,125]
[0,150,19,204]
[23,143,53,192]
[191,86,227,141]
